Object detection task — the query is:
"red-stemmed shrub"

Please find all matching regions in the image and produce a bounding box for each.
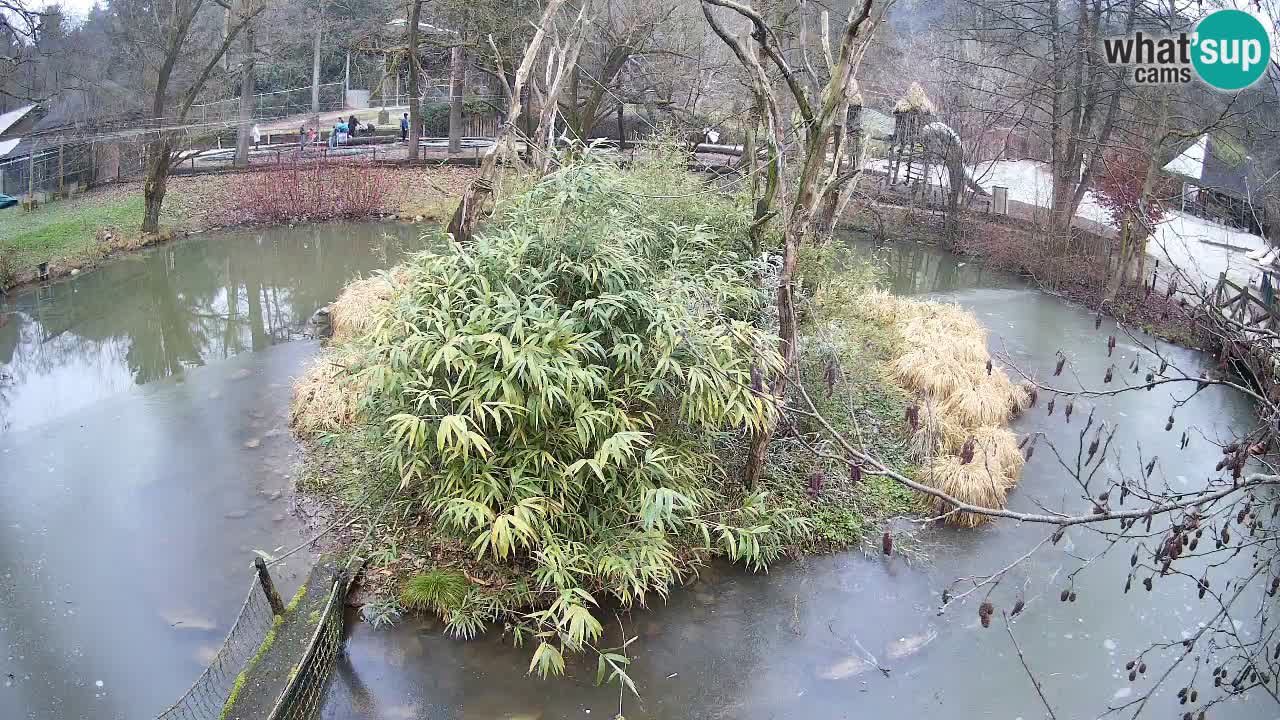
[1094,147,1166,230]
[222,159,390,226]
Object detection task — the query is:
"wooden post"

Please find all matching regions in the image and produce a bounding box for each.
[255,557,286,615]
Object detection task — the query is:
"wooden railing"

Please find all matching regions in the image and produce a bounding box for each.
[1211,272,1279,331]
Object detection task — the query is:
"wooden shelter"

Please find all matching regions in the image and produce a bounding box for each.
[886,82,936,190]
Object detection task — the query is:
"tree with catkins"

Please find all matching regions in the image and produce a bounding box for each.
[781,289,1280,717]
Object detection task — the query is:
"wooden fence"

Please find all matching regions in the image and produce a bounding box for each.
[1210,272,1279,332]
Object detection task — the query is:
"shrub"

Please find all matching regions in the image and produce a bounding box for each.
[1094,146,1166,230]
[0,249,14,289]
[347,157,808,674]
[223,159,389,226]
[401,569,470,614]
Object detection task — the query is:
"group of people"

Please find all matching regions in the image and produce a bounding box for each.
[294,114,374,151]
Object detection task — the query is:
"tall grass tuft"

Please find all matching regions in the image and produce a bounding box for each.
[852,290,1028,525]
[401,569,471,614]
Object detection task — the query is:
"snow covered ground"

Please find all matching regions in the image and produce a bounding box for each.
[865,156,1271,290]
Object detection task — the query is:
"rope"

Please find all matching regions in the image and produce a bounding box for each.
[263,484,385,569]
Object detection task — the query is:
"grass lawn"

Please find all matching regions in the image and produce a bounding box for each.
[0,191,144,270]
[0,165,474,289]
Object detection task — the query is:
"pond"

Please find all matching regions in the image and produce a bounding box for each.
[0,222,428,720]
[0,227,1268,720]
[317,236,1272,720]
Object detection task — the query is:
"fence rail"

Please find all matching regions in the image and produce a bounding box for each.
[154,576,277,720]
[1211,272,1279,331]
[265,570,354,720]
[189,83,346,125]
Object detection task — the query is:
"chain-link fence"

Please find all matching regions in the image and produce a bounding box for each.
[154,576,278,720]
[266,571,353,720]
[0,141,96,198]
[188,83,347,125]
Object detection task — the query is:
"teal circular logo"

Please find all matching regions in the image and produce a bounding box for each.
[1193,10,1271,91]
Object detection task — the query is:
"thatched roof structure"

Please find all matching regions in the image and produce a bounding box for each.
[892,82,936,115]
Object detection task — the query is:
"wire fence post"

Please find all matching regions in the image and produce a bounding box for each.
[255,556,286,616]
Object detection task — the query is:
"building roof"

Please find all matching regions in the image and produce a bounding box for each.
[1162,133,1262,201]
[1162,134,1205,179]
[0,138,19,159]
[0,104,37,138]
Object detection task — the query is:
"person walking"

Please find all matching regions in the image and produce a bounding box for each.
[400,113,409,142]
[252,123,262,149]
[298,124,307,151]
[348,114,360,140]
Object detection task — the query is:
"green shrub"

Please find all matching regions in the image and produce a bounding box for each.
[351,156,809,674]
[401,569,470,613]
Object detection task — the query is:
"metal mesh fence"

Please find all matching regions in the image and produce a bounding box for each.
[154,577,277,720]
[267,572,352,720]
[189,83,347,125]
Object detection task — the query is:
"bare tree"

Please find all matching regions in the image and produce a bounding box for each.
[446,0,577,242]
[701,0,887,488]
[234,0,259,167]
[407,0,424,159]
[110,0,264,233]
[937,0,1135,261]
[447,42,465,153]
[1,0,45,107]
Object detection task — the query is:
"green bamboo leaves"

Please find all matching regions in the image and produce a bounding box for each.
[357,158,810,678]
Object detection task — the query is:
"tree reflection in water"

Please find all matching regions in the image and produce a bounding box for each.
[0,222,430,432]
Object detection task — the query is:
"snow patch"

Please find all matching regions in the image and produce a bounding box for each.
[1162,135,1207,180]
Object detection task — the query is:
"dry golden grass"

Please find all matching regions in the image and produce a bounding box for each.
[891,349,979,399]
[909,397,946,461]
[922,455,1008,528]
[852,290,1029,526]
[940,426,1025,488]
[938,373,1020,427]
[330,275,394,343]
[290,349,370,435]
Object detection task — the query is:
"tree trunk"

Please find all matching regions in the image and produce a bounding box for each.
[234,15,256,168]
[616,102,624,149]
[142,138,173,234]
[311,6,322,125]
[406,0,423,160]
[448,44,465,154]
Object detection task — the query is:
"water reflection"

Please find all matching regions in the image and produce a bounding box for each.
[0,222,430,720]
[847,236,1018,295]
[0,223,428,432]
